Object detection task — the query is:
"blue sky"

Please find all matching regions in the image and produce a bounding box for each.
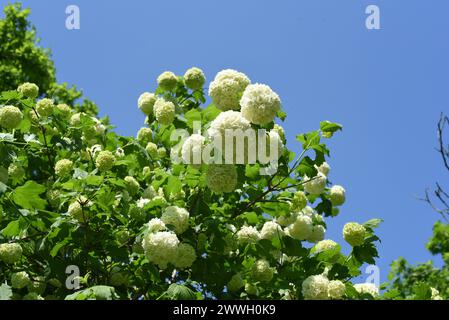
[3,0,449,282]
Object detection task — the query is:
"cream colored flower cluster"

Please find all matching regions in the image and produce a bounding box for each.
[302,274,346,300]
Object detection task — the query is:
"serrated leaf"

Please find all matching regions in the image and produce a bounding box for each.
[12,181,47,210]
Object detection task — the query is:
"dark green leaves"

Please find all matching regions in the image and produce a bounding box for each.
[12,181,47,209]
[165,283,197,300]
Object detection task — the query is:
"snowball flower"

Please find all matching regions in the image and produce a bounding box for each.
[124,176,140,195]
[137,127,153,143]
[36,98,54,117]
[147,218,166,233]
[236,226,260,244]
[313,239,339,253]
[146,142,158,158]
[70,112,84,126]
[0,105,23,130]
[157,147,166,158]
[209,110,251,136]
[161,206,190,234]
[157,71,178,90]
[142,231,180,269]
[291,191,307,211]
[0,166,9,184]
[0,243,23,264]
[17,82,39,99]
[303,172,327,195]
[343,222,366,247]
[302,274,330,300]
[208,69,250,111]
[153,98,176,125]
[353,283,379,297]
[181,134,205,166]
[431,287,443,300]
[228,274,245,292]
[95,150,116,171]
[205,164,238,193]
[330,185,346,206]
[184,67,206,90]
[11,271,31,289]
[285,215,313,241]
[56,103,71,117]
[316,162,331,176]
[173,243,197,269]
[55,159,73,177]
[240,83,281,125]
[68,201,88,223]
[260,221,284,240]
[138,92,156,115]
[251,259,274,283]
[328,280,346,300]
[307,225,326,243]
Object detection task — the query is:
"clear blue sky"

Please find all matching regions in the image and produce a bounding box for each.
[3,0,449,283]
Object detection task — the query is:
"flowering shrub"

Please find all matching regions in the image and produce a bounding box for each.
[0,67,383,300]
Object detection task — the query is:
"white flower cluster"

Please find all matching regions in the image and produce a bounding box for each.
[0,105,23,130]
[95,150,116,172]
[184,67,206,90]
[147,218,167,233]
[36,98,54,117]
[303,172,327,195]
[138,92,156,115]
[208,110,251,138]
[313,239,339,254]
[343,222,366,247]
[181,134,205,166]
[353,283,379,297]
[0,243,23,264]
[240,84,281,125]
[54,159,73,177]
[157,71,178,91]
[284,207,325,243]
[205,164,238,193]
[208,69,250,111]
[260,221,284,240]
[302,274,346,300]
[161,206,190,234]
[17,82,39,99]
[11,271,30,289]
[124,176,140,195]
[236,226,260,244]
[330,185,346,206]
[137,127,153,143]
[153,98,176,125]
[251,259,274,283]
[430,287,443,300]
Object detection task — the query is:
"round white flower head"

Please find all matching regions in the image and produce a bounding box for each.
[173,243,197,269]
[208,110,251,138]
[36,98,54,117]
[208,69,250,111]
[313,239,339,253]
[276,213,298,227]
[307,225,326,243]
[431,287,443,300]
[227,273,245,293]
[157,71,178,90]
[157,147,166,158]
[142,231,180,269]
[316,162,331,176]
[56,103,71,117]
[251,259,274,283]
[8,163,25,181]
[343,222,366,247]
[147,218,167,233]
[137,127,153,143]
[55,159,73,177]
[161,206,190,234]
[285,215,313,241]
[145,142,158,158]
[0,105,23,130]
[260,221,284,240]
[95,150,116,172]
[236,226,260,244]
[11,271,31,289]
[205,164,238,193]
[240,83,281,125]
[69,112,84,126]
[291,191,307,211]
[184,67,206,90]
[328,280,346,300]
[68,197,91,223]
[153,98,176,125]
[0,243,23,264]
[303,172,327,195]
[124,176,140,195]
[302,274,330,300]
[330,185,346,206]
[18,82,39,99]
[0,166,9,184]
[138,92,156,115]
[181,134,205,166]
[353,283,379,297]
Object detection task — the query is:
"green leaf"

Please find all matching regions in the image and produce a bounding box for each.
[412,282,432,300]
[363,218,383,230]
[12,181,47,210]
[185,108,202,129]
[1,220,21,237]
[0,284,13,300]
[320,121,343,133]
[165,283,197,300]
